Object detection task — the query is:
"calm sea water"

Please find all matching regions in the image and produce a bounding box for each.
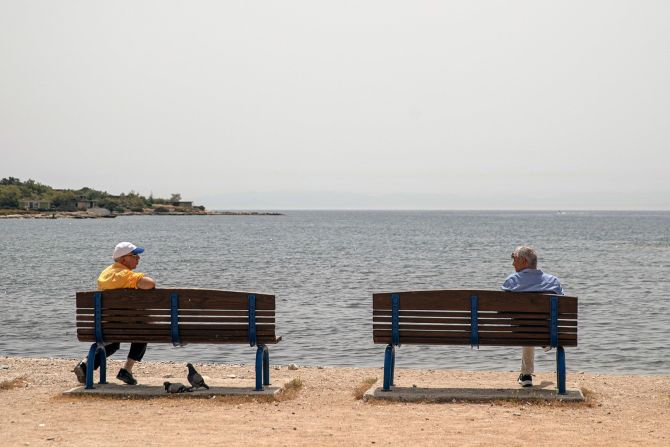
[0,211,668,374]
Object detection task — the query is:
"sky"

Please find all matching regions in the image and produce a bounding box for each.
[1,1,668,210]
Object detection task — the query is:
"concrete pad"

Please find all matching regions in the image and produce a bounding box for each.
[63,376,289,398]
[364,380,584,402]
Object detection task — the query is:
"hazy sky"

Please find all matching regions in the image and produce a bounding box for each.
[1,1,668,209]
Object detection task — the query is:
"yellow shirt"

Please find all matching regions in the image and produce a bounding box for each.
[97,262,145,290]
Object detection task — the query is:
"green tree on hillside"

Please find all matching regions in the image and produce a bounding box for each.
[48,190,76,211]
[0,177,21,186]
[0,185,21,208]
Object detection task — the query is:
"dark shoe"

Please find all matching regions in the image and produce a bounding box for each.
[73,362,87,384]
[116,368,137,385]
[517,374,533,387]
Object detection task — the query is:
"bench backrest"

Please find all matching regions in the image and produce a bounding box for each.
[76,288,279,345]
[373,290,577,347]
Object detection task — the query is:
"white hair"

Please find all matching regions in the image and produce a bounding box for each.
[513,246,538,268]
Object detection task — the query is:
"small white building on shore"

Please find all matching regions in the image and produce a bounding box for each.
[18,199,52,210]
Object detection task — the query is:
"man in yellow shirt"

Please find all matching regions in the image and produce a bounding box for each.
[73,242,156,385]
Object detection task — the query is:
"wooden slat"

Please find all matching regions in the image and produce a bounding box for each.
[76,289,276,310]
[373,310,473,318]
[373,316,578,326]
[373,323,574,328]
[77,316,275,324]
[373,325,556,334]
[484,340,578,347]
[373,329,574,338]
[374,330,469,338]
[373,324,474,331]
[77,308,275,317]
[79,315,172,324]
[486,312,572,319]
[76,333,281,344]
[77,325,275,334]
[373,290,577,313]
[373,316,473,324]
[78,309,171,316]
[373,336,471,345]
[374,310,571,318]
[373,336,577,347]
[177,316,275,323]
[77,334,173,343]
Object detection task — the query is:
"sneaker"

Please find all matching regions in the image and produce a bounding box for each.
[73,362,87,384]
[543,346,553,352]
[517,374,533,388]
[116,368,138,385]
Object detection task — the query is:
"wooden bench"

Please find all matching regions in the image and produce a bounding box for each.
[372,290,578,394]
[76,288,281,390]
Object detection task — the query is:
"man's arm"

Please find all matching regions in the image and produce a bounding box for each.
[500,273,517,291]
[137,276,156,289]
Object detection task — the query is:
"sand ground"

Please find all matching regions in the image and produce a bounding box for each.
[1,356,668,446]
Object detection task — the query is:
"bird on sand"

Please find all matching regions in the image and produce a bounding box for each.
[163,381,191,393]
[186,363,210,390]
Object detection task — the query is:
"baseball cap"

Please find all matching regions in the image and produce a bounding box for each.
[113,242,145,260]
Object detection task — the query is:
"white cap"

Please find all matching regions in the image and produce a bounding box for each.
[113,242,145,260]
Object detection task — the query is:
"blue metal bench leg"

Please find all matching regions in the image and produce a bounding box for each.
[383,344,395,391]
[263,345,270,386]
[255,345,268,391]
[557,346,566,395]
[99,346,107,385]
[390,344,396,387]
[85,343,107,389]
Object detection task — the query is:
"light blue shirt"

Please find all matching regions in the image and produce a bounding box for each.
[501,268,564,295]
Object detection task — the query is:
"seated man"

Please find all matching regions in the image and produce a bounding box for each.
[73,242,156,385]
[501,245,563,388]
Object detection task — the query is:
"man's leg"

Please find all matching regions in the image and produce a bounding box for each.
[517,346,534,387]
[116,343,147,385]
[521,346,535,375]
[96,343,120,369]
[124,343,147,371]
[74,343,120,383]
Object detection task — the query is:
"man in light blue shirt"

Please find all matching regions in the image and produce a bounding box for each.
[502,246,563,388]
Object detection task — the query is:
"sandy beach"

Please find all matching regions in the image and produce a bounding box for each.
[0,356,668,446]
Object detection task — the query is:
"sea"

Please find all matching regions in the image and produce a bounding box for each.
[0,211,668,374]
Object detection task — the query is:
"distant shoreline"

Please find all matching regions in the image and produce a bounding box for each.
[0,210,284,219]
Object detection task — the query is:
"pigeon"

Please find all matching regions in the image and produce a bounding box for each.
[186,363,210,390]
[163,381,192,394]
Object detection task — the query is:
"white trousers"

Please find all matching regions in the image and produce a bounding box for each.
[521,346,535,375]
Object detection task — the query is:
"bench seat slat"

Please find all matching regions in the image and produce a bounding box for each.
[373,290,577,314]
[77,323,276,332]
[374,329,577,337]
[76,289,276,310]
[373,336,577,347]
[76,308,276,317]
[77,334,281,344]
[78,326,275,335]
[373,316,578,326]
[373,310,577,322]
[373,310,473,318]
[76,298,273,310]
[373,324,575,333]
[77,316,276,324]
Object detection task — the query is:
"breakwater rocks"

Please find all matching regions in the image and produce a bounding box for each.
[0,211,112,219]
[0,210,283,219]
